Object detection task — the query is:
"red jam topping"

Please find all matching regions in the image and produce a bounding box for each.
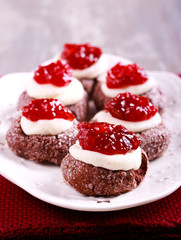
[106,63,148,89]
[33,60,72,87]
[105,92,158,122]
[77,122,140,155]
[61,43,102,70]
[22,99,75,122]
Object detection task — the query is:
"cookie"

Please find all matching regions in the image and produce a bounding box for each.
[6,113,79,165]
[93,81,165,113]
[17,90,89,122]
[138,122,171,161]
[61,150,148,196]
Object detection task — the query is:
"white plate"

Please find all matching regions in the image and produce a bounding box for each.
[0,55,181,212]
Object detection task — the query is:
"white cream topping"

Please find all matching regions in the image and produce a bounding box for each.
[20,116,74,135]
[97,72,108,83]
[69,141,142,171]
[72,54,109,79]
[101,76,156,97]
[92,110,161,132]
[27,77,84,106]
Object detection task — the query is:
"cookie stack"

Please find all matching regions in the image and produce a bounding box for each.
[6,43,171,196]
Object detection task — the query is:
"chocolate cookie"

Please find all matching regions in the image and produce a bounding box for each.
[92,81,165,113]
[137,122,171,161]
[61,150,148,196]
[17,90,89,122]
[142,87,166,114]
[6,113,79,165]
[91,116,171,161]
[80,78,96,99]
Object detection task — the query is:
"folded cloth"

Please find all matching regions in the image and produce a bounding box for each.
[0,175,180,240]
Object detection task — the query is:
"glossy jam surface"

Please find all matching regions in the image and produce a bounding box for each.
[61,43,102,70]
[105,92,158,121]
[106,63,148,89]
[77,122,140,155]
[33,60,72,87]
[22,99,75,122]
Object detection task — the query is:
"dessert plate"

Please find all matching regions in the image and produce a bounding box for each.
[0,55,181,212]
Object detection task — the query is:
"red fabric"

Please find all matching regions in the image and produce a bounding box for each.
[0,175,180,240]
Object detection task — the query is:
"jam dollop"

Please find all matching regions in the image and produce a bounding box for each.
[22,99,75,122]
[33,60,73,87]
[61,43,102,70]
[77,122,140,155]
[106,63,148,89]
[105,92,158,122]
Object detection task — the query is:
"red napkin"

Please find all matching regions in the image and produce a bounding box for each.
[0,175,180,240]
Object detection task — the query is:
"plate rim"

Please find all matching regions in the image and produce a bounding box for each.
[1,168,180,212]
